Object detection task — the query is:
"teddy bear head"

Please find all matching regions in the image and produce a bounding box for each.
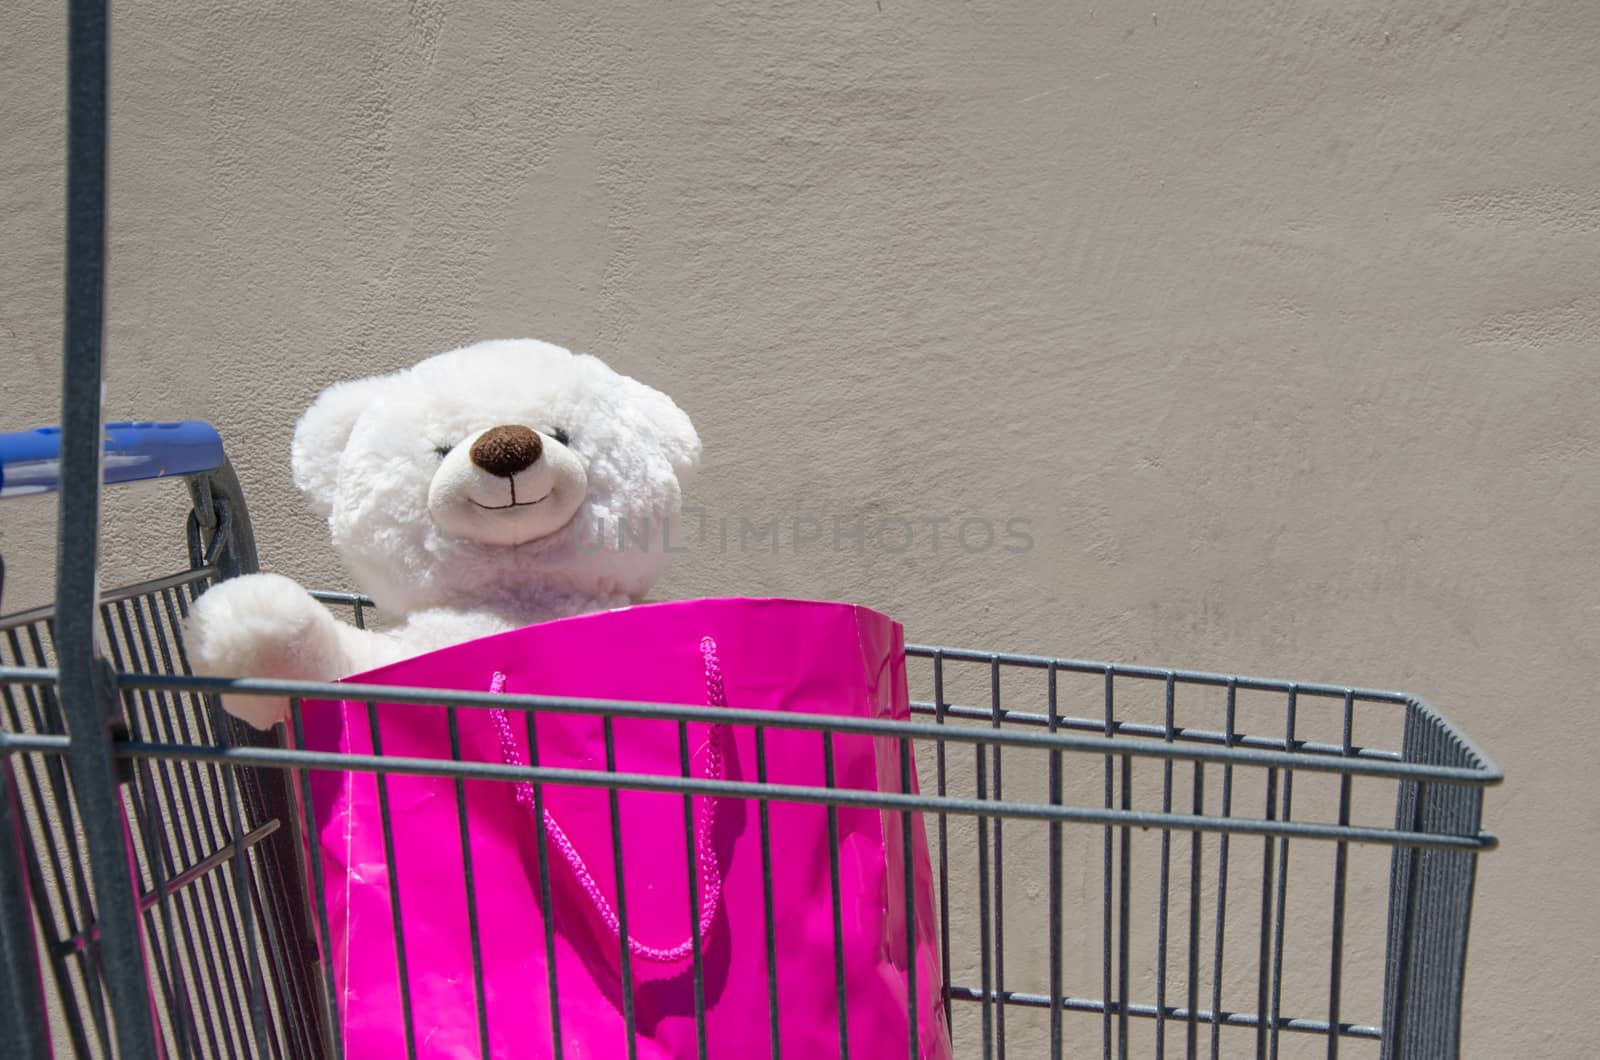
[290,339,701,619]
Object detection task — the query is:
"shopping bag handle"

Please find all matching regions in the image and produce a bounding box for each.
[488,635,727,964]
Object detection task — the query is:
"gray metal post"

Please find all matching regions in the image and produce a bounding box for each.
[55,0,161,1054]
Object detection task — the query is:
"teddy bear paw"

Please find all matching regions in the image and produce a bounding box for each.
[182,573,346,730]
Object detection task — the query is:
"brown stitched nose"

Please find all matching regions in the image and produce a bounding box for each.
[470,425,542,478]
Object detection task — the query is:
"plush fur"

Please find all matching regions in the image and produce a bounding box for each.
[183,339,700,729]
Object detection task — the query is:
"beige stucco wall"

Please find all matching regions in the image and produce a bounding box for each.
[4,1,1597,1056]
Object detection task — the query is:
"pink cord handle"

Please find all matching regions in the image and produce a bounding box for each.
[488,635,727,964]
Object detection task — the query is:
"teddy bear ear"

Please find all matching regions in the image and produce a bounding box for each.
[290,375,392,515]
[623,375,702,481]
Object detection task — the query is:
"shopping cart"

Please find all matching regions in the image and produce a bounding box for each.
[0,424,1507,1060]
[1,5,1500,1058]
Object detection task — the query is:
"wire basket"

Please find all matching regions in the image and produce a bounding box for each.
[0,430,1500,1059]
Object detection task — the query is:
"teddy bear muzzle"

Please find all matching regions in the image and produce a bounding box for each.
[427,424,588,547]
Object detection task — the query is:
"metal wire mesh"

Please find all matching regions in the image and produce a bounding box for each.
[0,571,322,1059]
[0,511,1499,1058]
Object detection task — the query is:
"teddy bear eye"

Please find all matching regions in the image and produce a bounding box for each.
[433,445,453,459]
[550,428,571,447]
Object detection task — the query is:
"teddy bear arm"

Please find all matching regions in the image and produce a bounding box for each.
[184,572,391,730]
[327,619,406,675]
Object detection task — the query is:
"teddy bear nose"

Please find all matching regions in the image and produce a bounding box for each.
[470,425,543,477]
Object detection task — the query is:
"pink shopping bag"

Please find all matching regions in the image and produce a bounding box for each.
[297,597,952,1059]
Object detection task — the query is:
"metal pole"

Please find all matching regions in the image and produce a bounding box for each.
[56,0,161,1054]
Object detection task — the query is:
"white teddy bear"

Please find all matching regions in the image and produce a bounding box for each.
[183,338,701,730]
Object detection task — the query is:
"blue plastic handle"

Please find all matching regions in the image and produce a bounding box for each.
[0,421,225,499]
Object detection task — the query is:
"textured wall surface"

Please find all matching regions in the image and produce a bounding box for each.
[4,1,1597,1055]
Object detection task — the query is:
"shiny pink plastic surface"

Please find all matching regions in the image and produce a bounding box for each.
[299,597,952,1059]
